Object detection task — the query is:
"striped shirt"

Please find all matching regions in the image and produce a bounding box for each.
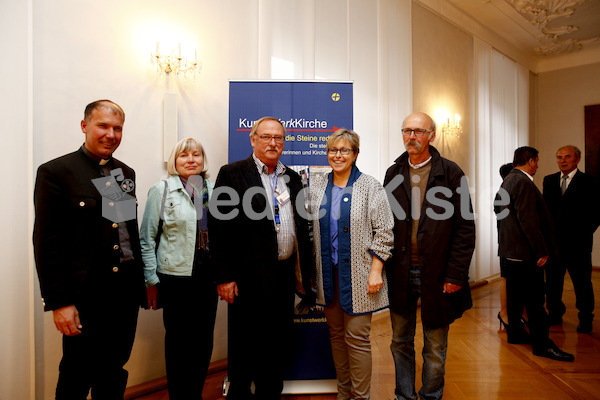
[252,154,296,260]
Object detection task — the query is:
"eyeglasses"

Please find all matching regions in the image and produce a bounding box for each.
[328,147,354,156]
[401,128,432,137]
[257,135,285,144]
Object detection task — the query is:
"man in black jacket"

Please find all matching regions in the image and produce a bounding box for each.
[384,112,475,400]
[543,145,599,333]
[33,100,146,399]
[209,116,314,400]
[496,146,574,362]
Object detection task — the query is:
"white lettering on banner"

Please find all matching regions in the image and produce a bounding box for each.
[282,118,328,129]
[238,118,257,129]
[238,117,329,130]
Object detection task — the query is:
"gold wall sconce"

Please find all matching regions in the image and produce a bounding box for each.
[150,41,201,161]
[442,114,462,138]
[152,41,201,78]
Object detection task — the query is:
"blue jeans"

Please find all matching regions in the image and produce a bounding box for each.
[390,266,449,400]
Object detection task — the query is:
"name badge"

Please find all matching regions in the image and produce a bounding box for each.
[276,190,290,205]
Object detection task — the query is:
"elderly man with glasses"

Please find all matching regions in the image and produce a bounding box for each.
[209,116,314,400]
[384,112,476,400]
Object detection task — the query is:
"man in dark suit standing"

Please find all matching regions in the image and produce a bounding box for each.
[33,100,146,399]
[495,146,574,361]
[543,145,599,333]
[209,117,314,400]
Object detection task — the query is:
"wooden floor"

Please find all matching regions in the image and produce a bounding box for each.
[135,270,600,400]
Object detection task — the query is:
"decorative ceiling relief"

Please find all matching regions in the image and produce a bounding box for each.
[505,0,600,55]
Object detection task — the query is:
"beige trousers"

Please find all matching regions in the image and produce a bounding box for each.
[324,270,373,400]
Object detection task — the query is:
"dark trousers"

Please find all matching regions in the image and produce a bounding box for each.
[55,272,140,400]
[390,266,449,400]
[158,272,218,400]
[503,258,553,353]
[546,252,595,323]
[226,257,296,400]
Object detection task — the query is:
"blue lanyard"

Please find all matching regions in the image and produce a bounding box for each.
[270,173,281,225]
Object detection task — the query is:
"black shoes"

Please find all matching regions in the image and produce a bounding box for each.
[498,312,529,330]
[533,346,575,362]
[498,312,508,329]
[503,315,531,344]
[577,321,592,333]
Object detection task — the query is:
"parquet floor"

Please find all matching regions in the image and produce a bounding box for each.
[136,270,600,400]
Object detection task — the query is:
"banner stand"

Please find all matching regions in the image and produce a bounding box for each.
[226,80,354,396]
[222,378,337,397]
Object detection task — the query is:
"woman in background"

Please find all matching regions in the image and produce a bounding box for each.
[311,128,394,400]
[497,162,513,329]
[140,137,217,400]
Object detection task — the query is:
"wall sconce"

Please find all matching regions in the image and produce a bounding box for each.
[442,114,462,138]
[152,42,201,78]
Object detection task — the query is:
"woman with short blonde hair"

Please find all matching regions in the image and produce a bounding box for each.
[140,137,216,400]
[311,128,394,400]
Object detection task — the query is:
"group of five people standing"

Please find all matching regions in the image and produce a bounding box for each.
[34,99,589,400]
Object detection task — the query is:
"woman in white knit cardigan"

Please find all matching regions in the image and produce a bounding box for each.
[310,128,394,400]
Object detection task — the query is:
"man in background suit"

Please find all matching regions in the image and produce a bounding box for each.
[495,146,574,361]
[33,100,146,399]
[209,116,314,400]
[543,145,600,333]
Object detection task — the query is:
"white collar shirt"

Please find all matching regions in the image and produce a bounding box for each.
[252,154,296,260]
[560,168,578,191]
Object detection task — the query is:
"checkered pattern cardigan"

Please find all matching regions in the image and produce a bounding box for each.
[310,166,394,315]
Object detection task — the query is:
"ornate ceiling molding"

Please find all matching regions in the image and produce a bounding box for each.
[505,0,600,55]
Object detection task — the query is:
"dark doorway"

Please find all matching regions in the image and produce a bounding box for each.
[585,104,600,178]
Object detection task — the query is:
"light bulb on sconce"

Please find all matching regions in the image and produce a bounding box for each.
[442,113,462,138]
[152,41,201,78]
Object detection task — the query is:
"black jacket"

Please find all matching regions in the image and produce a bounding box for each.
[33,148,146,311]
[208,155,314,300]
[496,168,556,261]
[384,146,475,328]
[543,170,600,254]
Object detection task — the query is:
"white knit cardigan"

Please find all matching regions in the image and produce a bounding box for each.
[310,171,394,314]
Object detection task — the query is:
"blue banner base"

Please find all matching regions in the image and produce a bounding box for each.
[283,312,336,380]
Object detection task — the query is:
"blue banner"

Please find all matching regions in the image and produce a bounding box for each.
[229,81,353,166]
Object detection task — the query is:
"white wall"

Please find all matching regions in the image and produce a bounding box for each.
[411,3,473,175]
[0,0,35,399]
[24,0,412,398]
